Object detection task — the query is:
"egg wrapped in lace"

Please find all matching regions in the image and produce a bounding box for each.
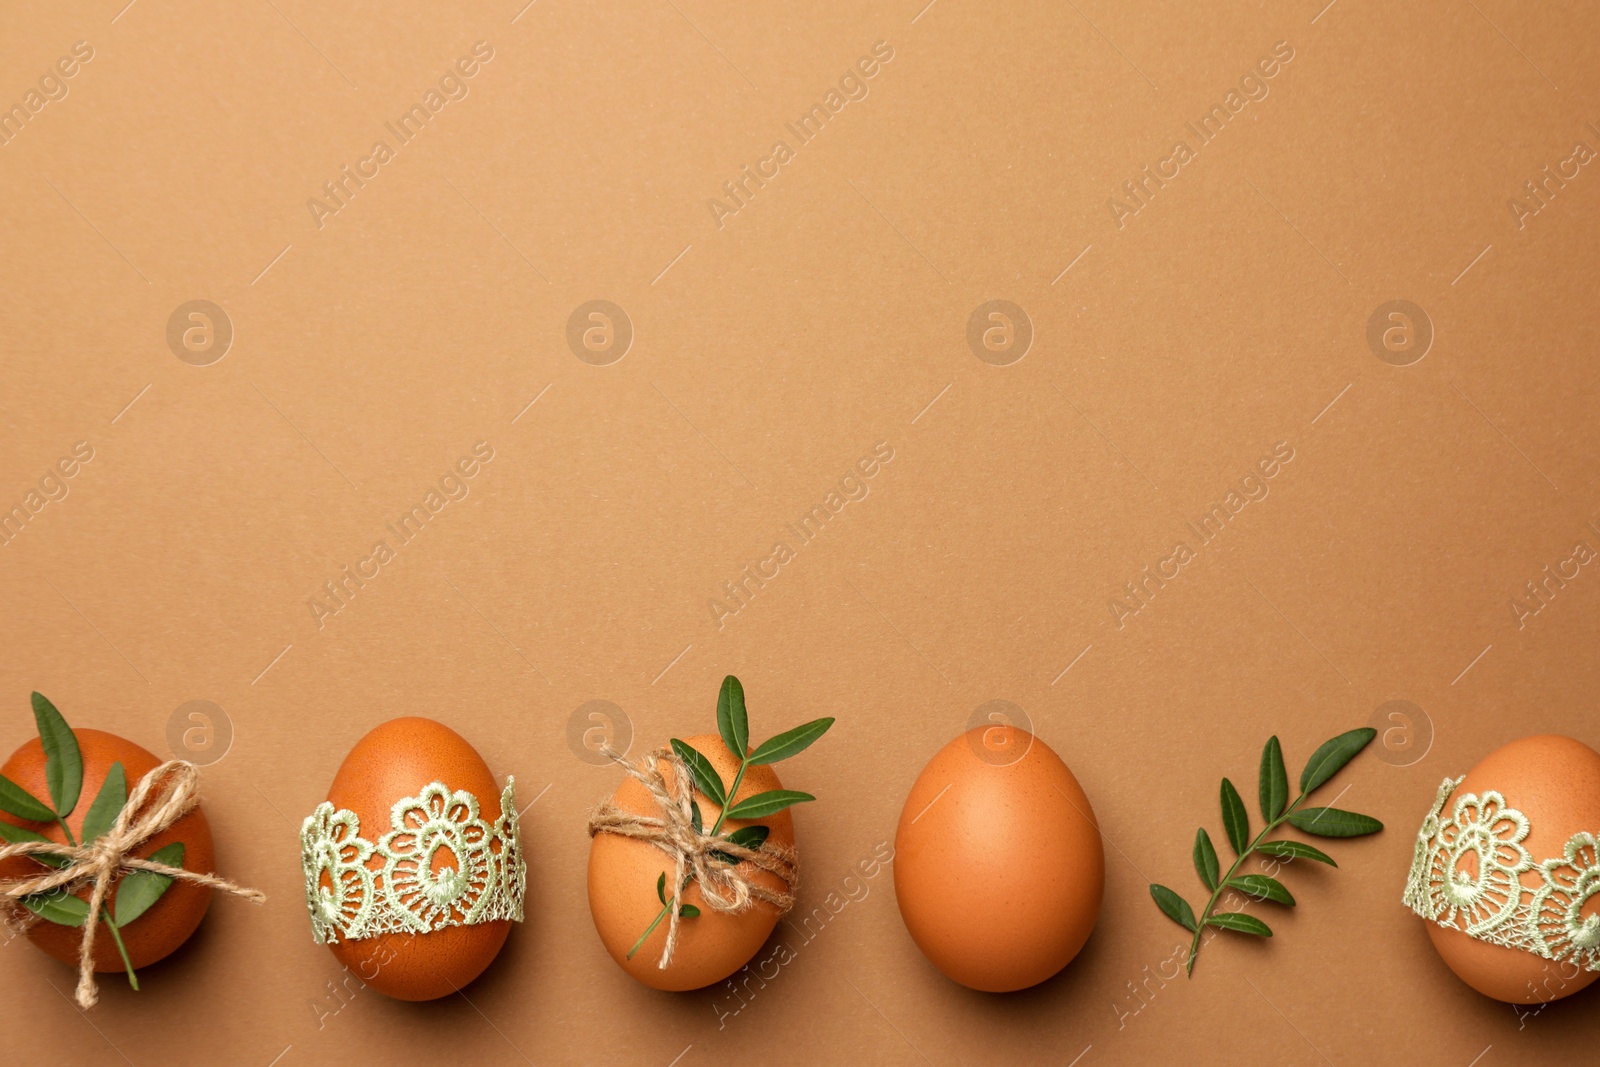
[299,718,525,1001]
[1402,735,1600,1003]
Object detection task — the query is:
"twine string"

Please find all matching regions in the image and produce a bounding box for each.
[586,746,797,969]
[0,760,266,1008]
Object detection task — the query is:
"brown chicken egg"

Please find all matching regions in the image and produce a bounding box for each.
[894,726,1104,992]
[1411,735,1600,1003]
[0,729,214,971]
[307,717,518,1001]
[588,734,795,991]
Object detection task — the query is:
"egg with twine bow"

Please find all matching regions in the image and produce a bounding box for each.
[299,717,527,1001]
[587,676,834,991]
[0,694,265,1009]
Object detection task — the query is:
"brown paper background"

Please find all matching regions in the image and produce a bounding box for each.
[2,1,1598,1063]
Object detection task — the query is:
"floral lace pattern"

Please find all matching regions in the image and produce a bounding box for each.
[300,779,526,944]
[1404,776,1600,971]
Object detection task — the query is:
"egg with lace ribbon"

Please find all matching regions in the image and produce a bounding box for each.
[299,718,525,1000]
[1402,735,1600,1003]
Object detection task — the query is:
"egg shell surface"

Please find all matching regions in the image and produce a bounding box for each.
[321,717,513,1001]
[894,726,1104,992]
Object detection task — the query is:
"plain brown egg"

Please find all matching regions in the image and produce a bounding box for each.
[0,729,214,972]
[318,717,513,1001]
[588,733,795,991]
[894,726,1104,992]
[1422,735,1600,1003]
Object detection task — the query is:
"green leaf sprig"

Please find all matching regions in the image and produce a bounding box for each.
[626,675,834,961]
[1149,727,1382,975]
[0,693,186,992]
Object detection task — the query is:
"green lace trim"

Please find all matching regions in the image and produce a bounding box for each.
[1403,775,1600,971]
[299,778,525,944]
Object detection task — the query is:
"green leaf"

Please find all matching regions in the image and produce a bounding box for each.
[0,822,70,868]
[670,739,726,809]
[21,890,90,927]
[1299,727,1377,794]
[717,675,749,759]
[678,904,700,918]
[656,871,667,904]
[1259,736,1288,822]
[1205,912,1272,936]
[0,774,56,822]
[114,842,184,926]
[747,717,835,766]
[711,824,771,866]
[1150,884,1196,932]
[80,762,128,845]
[1256,839,1338,866]
[32,692,82,819]
[724,789,815,820]
[1193,828,1219,890]
[724,824,770,850]
[0,821,52,846]
[1287,807,1383,838]
[1220,778,1249,855]
[1228,874,1296,905]
[690,799,703,835]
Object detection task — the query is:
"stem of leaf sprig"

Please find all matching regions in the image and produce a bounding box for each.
[49,816,140,989]
[625,753,748,961]
[1181,791,1307,975]
[624,676,833,963]
[1150,728,1383,977]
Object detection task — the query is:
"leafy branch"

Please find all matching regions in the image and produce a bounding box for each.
[1150,727,1383,976]
[626,676,833,961]
[0,693,184,991]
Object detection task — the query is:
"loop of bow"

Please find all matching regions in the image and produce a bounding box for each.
[0,759,266,1008]
[587,746,797,969]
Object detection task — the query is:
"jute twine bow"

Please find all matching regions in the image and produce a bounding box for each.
[0,760,266,1008]
[587,746,798,969]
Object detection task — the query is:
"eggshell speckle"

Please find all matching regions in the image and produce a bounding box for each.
[1421,735,1600,1003]
[894,726,1104,992]
[319,717,513,1001]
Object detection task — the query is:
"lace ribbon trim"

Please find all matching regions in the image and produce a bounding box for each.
[1403,775,1600,971]
[299,778,525,944]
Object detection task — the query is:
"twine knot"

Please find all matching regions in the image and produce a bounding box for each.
[0,760,266,1008]
[81,836,122,873]
[587,746,797,969]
